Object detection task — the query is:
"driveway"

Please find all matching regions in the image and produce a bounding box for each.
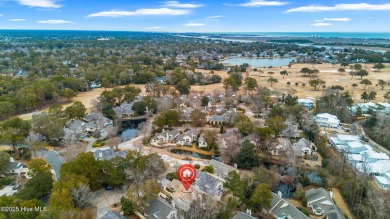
[39,149,64,181]
[85,138,97,152]
[90,188,125,218]
[351,122,390,156]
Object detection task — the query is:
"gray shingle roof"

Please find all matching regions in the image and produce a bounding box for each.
[194,170,223,197]
[93,148,129,160]
[100,211,126,219]
[270,193,309,219]
[145,197,176,219]
[305,188,345,219]
[208,160,238,180]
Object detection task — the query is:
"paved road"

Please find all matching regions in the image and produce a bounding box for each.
[351,122,390,156]
[39,149,64,180]
[85,138,97,152]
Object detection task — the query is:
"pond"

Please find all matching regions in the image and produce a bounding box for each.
[170,149,220,160]
[221,57,294,67]
[119,119,146,141]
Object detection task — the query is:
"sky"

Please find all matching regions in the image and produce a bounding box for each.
[0,0,390,32]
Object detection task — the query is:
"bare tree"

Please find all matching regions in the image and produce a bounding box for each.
[90,99,103,113]
[219,131,240,163]
[25,132,46,157]
[71,184,95,209]
[62,135,86,161]
[106,137,121,151]
[157,96,174,112]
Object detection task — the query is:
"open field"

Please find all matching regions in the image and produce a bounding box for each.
[17,63,389,121]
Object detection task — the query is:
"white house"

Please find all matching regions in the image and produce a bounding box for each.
[292,138,314,156]
[328,134,360,152]
[298,98,314,109]
[150,129,180,146]
[176,129,199,146]
[374,172,390,190]
[314,113,340,128]
[198,135,208,148]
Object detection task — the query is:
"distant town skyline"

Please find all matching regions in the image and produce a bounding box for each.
[0,0,390,32]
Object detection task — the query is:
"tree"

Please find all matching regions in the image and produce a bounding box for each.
[16,171,53,200]
[244,77,257,94]
[384,91,390,102]
[0,118,31,153]
[223,77,239,91]
[70,184,94,209]
[190,109,207,127]
[154,110,179,130]
[267,77,278,87]
[254,127,274,143]
[201,96,209,107]
[27,158,51,177]
[266,116,285,136]
[175,79,191,95]
[202,129,218,150]
[373,63,385,72]
[361,91,377,103]
[0,151,10,175]
[308,78,326,91]
[356,69,369,79]
[360,79,372,90]
[132,101,146,116]
[233,114,253,137]
[121,196,134,215]
[123,85,142,103]
[250,183,272,211]
[280,70,288,79]
[337,68,346,75]
[232,140,261,170]
[65,101,86,119]
[378,79,387,90]
[62,89,77,102]
[142,96,157,115]
[223,171,245,202]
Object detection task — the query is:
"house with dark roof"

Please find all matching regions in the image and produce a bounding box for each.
[305,188,345,219]
[92,147,129,161]
[194,170,224,200]
[144,197,178,219]
[208,159,238,180]
[292,138,315,157]
[269,192,309,219]
[100,210,126,219]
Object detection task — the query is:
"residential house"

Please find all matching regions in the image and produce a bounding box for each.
[281,122,300,139]
[92,147,128,161]
[150,129,180,146]
[198,135,207,148]
[194,170,224,201]
[374,172,390,190]
[15,69,28,77]
[113,102,135,118]
[208,159,238,180]
[7,157,25,175]
[270,138,290,156]
[100,210,126,219]
[218,129,240,152]
[355,160,390,176]
[328,134,360,152]
[207,108,237,125]
[0,182,20,197]
[345,141,371,154]
[314,113,340,128]
[305,188,345,219]
[176,129,199,146]
[269,192,309,219]
[298,98,314,109]
[350,102,379,113]
[292,138,314,156]
[162,179,203,211]
[144,197,178,219]
[232,211,258,219]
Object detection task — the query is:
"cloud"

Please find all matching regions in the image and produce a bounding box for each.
[184,22,205,26]
[286,3,390,13]
[323,18,351,22]
[163,1,203,8]
[9,18,27,21]
[15,0,61,8]
[205,15,225,19]
[312,22,332,26]
[147,26,162,29]
[88,8,190,17]
[38,20,74,24]
[236,0,288,7]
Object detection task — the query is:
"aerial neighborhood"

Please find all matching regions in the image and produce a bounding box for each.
[1,30,390,219]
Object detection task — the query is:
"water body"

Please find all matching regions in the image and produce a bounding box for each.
[170,149,220,160]
[222,57,294,67]
[120,119,146,141]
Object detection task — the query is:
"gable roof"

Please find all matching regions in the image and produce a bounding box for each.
[270,193,309,219]
[208,159,238,180]
[194,170,223,197]
[100,211,126,219]
[145,197,176,219]
[92,148,128,161]
[305,188,345,219]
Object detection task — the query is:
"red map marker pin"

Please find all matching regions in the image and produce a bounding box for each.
[177,164,196,191]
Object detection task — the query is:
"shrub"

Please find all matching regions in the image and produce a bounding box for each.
[0,177,14,186]
[166,172,178,181]
[298,207,310,216]
[194,164,200,169]
[203,165,214,173]
[121,197,134,215]
[295,82,299,86]
[302,197,308,207]
[92,140,105,147]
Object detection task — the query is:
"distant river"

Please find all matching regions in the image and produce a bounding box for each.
[222,57,294,67]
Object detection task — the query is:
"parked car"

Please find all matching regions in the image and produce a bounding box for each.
[360,135,369,142]
[105,186,114,190]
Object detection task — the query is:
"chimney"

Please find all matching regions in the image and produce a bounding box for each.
[234,163,238,169]
[99,152,103,158]
[246,209,252,216]
[278,191,282,198]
